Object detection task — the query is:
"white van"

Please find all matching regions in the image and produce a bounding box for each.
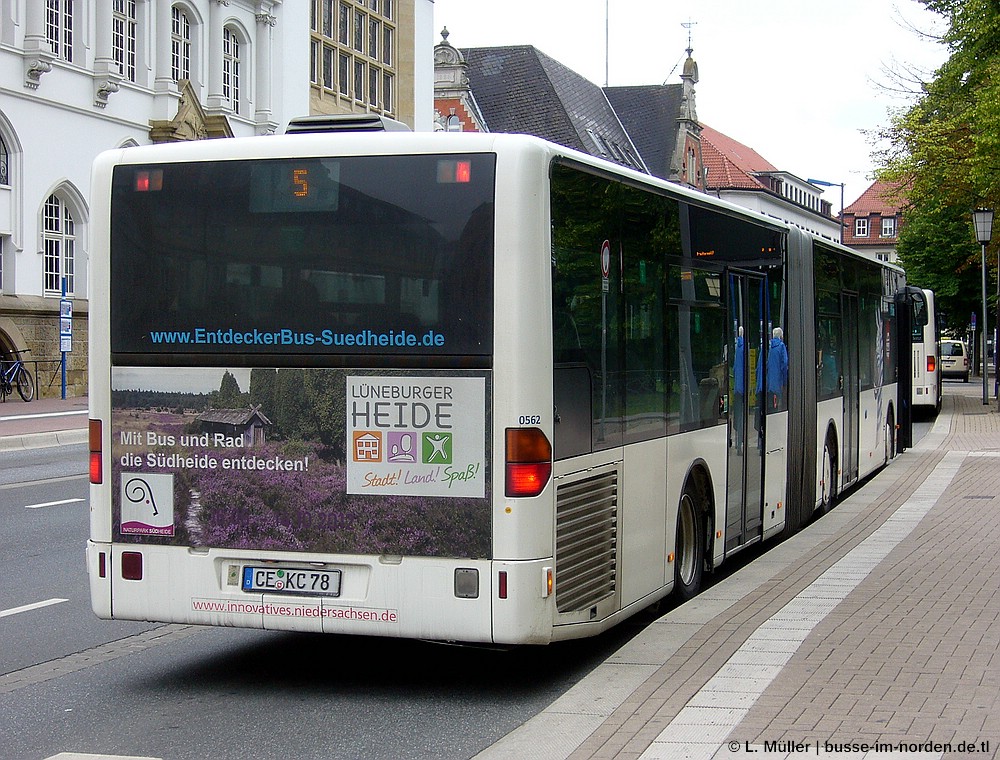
[939,339,970,382]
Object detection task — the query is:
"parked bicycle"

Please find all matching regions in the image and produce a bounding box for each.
[1,348,34,402]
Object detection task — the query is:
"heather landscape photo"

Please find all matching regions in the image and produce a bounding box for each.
[111,367,492,559]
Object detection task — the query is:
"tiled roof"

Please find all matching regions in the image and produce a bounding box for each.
[843,180,907,215]
[699,124,777,190]
[603,85,683,180]
[462,46,645,172]
[196,407,272,426]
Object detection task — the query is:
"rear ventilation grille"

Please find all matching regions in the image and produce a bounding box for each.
[555,470,618,613]
[284,114,411,134]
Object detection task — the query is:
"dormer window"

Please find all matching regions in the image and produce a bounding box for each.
[881,217,896,238]
[855,217,869,237]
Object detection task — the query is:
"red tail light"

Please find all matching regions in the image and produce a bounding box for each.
[89,419,103,484]
[122,551,143,580]
[927,356,936,373]
[505,428,552,497]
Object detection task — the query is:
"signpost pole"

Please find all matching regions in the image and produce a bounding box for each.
[59,277,72,399]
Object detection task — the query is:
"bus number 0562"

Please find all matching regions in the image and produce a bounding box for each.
[518,415,542,425]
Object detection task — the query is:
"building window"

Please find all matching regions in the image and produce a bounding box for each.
[881,216,896,238]
[339,53,350,96]
[855,217,869,238]
[171,6,191,82]
[311,0,396,116]
[368,66,378,106]
[321,0,334,37]
[46,0,73,62]
[354,60,364,102]
[368,17,379,58]
[382,25,392,65]
[338,3,349,45]
[322,45,334,90]
[223,27,241,114]
[43,195,75,297]
[354,10,365,51]
[113,0,137,81]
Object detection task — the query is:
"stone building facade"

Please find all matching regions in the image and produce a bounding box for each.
[0,0,309,398]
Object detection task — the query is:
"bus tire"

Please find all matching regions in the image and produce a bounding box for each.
[885,409,896,463]
[819,431,838,514]
[673,481,705,602]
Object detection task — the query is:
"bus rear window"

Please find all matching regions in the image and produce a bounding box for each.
[110,154,495,357]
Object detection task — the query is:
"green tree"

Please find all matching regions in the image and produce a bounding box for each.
[877,0,1000,332]
[272,368,309,440]
[213,370,243,408]
[249,368,278,417]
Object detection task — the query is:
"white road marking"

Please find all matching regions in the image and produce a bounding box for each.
[0,598,69,619]
[25,497,86,509]
[0,410,88,422]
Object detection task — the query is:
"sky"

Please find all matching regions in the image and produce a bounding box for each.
[431,0,950,211]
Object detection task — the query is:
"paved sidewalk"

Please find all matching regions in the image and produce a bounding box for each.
[0,394,88,451]
[478,385,1000,760]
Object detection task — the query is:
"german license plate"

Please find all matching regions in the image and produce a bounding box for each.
[242,566,342,597]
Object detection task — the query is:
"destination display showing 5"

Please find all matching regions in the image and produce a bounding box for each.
[241,566,342,597]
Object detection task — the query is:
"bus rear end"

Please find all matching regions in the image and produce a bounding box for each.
[86,136,543,643]
[910,288,940,411]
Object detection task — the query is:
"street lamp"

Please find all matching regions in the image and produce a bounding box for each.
[973,208,993,405]
[808,178,845,244]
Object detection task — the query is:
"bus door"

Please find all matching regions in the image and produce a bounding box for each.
[841,292,860,483]
[725,271,765,552]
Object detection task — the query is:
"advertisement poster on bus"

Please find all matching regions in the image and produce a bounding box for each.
[110,367,492,559]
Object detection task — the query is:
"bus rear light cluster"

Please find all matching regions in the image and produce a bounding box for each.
[89,419,103,484]
[927,356,936,373]
[504,428,552,497]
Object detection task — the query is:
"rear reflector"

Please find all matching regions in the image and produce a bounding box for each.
[89,419,103,484]
[505,428,552,497]
[498,570,508,599]
[122,551,143,581]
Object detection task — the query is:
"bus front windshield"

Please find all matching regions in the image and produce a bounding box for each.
[110,154,496,359]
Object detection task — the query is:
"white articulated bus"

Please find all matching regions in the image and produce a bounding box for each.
[87,124,910,644]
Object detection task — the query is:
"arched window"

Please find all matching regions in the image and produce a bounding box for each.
[43,194,75,296]
[222,27,241,114]
[171,6,191,82]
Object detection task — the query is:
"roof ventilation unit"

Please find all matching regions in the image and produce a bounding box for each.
[283,114,411,134]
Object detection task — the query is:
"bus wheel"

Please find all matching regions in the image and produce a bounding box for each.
[673,482,705,602]
[819,433,838,514]
[885,410,896,463]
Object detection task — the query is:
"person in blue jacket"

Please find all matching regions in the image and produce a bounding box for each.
[764,326,789,409]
